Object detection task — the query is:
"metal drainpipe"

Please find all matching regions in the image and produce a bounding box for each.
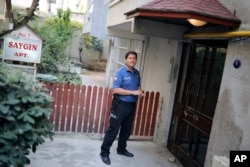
[184,31,250,39]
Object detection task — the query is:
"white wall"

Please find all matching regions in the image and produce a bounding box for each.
[82,0,93,34]
[107,0,133,27]
[204,1,250,167]
[205,38,250,167]
[90,0,108,38]
[135,0,153,6]
[219,0,250,29]
[107,0,150,27]
[141,36,182,145]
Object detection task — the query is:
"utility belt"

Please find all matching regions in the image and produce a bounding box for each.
[112,95,136,106]
[119,100,136,106]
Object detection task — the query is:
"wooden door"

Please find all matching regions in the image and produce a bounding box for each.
[168,40,227,167]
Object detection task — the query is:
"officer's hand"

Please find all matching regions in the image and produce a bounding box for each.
[133,90,144,97]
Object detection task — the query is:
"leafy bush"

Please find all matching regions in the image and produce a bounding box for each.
[56,71,81,85]
[56,59,82,85]
[83,35,103,53]
[0,63,54,167]
[31,8,83,74]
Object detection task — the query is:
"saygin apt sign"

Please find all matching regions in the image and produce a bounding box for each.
[3,25,43,63]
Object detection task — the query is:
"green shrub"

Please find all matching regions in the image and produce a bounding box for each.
[0,63,54,167]
[56,71,81,85]
[56,59,82,85]
[32,8,82,74]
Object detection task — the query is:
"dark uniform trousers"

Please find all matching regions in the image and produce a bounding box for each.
[101,97,136,156]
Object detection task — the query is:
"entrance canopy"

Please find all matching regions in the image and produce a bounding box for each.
[125,0,241,28]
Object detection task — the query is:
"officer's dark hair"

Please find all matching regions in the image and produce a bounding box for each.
[125,51,137,59]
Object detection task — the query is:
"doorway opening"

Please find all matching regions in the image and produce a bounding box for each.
[167,40,228,167]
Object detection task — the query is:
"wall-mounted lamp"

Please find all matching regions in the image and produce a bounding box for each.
[187,19,207,27]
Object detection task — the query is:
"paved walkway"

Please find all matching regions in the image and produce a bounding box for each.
[80,69,106,87]
[28,133,182,167]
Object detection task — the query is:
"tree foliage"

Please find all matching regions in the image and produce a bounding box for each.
[83,35,103,54]
[0,0,39,36]
[92,36,103,54]
[32,9,81,73]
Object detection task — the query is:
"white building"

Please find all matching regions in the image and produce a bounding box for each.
[99,0,250,167]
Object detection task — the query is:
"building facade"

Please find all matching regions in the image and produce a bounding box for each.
[103,0,250,167]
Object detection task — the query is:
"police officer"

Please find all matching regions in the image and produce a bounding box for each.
[100,51,144,165]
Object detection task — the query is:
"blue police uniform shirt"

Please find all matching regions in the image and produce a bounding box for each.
[113,66,141,103]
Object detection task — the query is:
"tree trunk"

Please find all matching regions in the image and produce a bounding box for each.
[5,0,39,26]
[20,0,39,25]
[5,0,14,23]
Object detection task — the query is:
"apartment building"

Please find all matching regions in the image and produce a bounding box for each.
[101,1,250,167]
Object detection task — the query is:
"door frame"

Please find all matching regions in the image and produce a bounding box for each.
[167,40,228,167]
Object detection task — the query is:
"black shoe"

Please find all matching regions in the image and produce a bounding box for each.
[100,153,111,165]
[117,149,134,157]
